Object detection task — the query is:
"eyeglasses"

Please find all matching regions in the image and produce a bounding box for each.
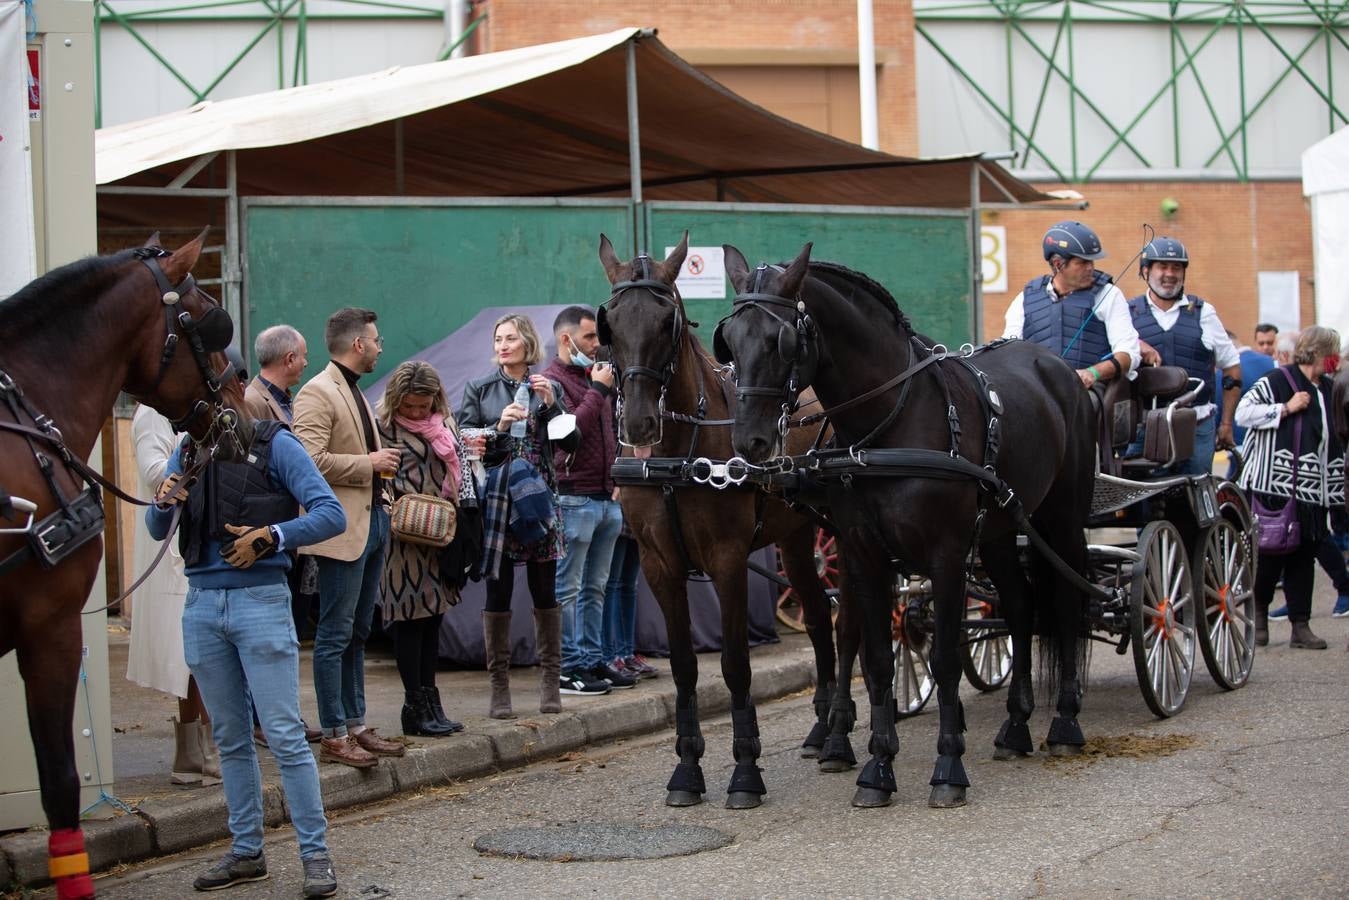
[359,334,384,348]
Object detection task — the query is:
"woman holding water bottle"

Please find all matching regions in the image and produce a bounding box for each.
[459,313,579,719]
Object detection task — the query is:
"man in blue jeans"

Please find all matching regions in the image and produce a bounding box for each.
[147,396,345,896]
[543,306,634,693]
[293,308,404,766]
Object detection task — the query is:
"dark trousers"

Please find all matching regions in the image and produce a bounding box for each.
[391,614,443,695]
[1314,534,1349,596]
[1256,542,1318,623]
[484,559,558,612]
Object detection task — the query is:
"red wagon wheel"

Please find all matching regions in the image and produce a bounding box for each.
[775,528,840,632]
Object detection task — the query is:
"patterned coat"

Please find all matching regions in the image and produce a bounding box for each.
[1236,365,1345,513]
[377,417,466,626]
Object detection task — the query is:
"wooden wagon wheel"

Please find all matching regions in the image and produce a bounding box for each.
[775,527,840,632]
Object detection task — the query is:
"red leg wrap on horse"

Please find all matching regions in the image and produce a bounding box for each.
[49,828,95,899]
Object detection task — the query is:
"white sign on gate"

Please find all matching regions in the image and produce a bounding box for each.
[981,225,1008,294]
[666,245,726,299]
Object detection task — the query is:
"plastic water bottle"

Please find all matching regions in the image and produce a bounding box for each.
[510,381,531,438]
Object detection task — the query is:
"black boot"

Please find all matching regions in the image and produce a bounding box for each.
[401,690,454,737]
[423,686,464,733]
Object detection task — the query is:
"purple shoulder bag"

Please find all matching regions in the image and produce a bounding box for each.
[1253,367,1303,555]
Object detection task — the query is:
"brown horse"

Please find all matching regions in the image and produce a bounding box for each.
[0,235,253,899]
[596,234,853,810]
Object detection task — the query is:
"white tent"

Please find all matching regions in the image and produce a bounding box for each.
[1303,126,1349,339]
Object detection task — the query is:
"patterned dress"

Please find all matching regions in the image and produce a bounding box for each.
[377,418,466,626]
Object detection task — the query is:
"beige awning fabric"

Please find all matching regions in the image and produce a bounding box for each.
[96,28,1056,209]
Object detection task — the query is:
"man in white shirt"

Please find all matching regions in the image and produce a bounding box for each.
[1002,221,1140,389]
[1126,236,1241,475]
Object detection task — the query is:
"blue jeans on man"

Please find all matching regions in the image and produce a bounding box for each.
[182,583,328,860]
[313,506,389,737]
[556,495,623,673]
[602,534,641,662]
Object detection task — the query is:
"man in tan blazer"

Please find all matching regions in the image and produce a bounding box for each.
[245,324,308,425]
[292,308,403,768]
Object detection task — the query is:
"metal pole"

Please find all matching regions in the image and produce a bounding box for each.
[626,37,644,253]
[970,163,983,343]
[857,0,879,149]
[446,0,466,59]
[225,150,244,357]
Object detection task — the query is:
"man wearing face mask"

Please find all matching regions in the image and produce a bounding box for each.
[1127,237,1242,476]
[541,306,635,694]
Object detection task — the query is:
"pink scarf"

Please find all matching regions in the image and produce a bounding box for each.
[394,414,462,499]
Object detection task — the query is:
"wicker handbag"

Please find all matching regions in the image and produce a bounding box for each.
[390,493,458,548]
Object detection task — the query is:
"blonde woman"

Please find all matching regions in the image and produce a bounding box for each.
[377,361,479,736]
[458,313,581,718]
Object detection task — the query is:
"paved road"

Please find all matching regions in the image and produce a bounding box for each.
[82,605,1349,899]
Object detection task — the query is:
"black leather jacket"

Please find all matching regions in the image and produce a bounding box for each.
[457,368,581,483]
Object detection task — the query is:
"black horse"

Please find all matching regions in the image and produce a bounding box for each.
[596,234,853,809]
[714,243,1096,808]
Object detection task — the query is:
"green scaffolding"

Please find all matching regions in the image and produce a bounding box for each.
[93,0,484,127]
[915,0,1348,181]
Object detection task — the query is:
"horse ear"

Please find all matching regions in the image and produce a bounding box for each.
[161,226,208,284]
[659,232,688,283]
[779,242,813,297]
[141,232,161,248]
[598,233,623,284]
[723,244,750,292]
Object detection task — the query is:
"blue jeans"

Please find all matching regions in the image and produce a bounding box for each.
[602,535,640,661]
[555,496,623,671]
[1126,412,1217,477]
[313,507,389,736]
[182,583,328,860]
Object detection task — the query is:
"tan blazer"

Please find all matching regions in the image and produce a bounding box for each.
[293,361,385,561]
[244,376,289,424]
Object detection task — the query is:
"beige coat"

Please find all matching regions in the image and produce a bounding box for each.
[244,375,289,423]
[293,361,386,561]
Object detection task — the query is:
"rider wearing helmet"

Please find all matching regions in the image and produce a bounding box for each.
[1127,236,1241,475]
[1003,221,1140,389]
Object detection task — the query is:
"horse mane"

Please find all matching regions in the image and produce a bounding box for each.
[804,260,912,333]
[0,249,137,335]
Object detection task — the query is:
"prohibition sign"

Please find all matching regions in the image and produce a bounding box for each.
[687,255,705,275]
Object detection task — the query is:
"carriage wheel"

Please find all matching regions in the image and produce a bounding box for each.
[1193,518,1256,690]
[959,589,1012,692]
[775,528,840,633]
[1130,521,1197,718]
[892,600,934,718]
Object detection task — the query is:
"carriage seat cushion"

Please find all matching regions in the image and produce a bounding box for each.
[1134,365,1190,403]
[1141,407,1197,465]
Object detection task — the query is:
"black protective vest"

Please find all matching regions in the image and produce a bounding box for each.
[180,420,299,566]
[1128,294,1218,403]
[1021,271,1114,370]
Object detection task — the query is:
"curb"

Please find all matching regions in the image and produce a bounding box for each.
[1,648,816,891]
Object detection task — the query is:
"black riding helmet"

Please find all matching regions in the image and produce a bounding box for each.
[1139,236,1188,272]
[1042,221,1107,262]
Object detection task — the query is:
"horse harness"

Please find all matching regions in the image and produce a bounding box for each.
[0,248,239,585]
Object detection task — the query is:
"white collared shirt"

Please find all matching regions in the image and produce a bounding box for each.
[1002,278,1141,377]
[1139,292,1240,420]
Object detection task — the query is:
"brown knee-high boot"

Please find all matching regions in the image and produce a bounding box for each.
[534,606,562,713]
[483,611,516,719]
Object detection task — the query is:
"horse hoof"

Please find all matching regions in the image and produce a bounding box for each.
[818,757,855,774]
[992,746,1031,761]
[725,791,763,810]
[666,790,704,807]
[928,784,968,808]
[850,787,893,808]
[1048,742,1084,758]
[800,746,822,760]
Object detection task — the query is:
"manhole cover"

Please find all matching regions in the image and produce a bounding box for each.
[473,823,732,861]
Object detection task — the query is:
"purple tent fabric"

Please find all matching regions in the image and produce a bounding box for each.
[365,306,782,666]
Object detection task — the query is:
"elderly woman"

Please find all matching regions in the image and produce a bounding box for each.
[458,313,581,719]
[1237,325,1345,650]
[377,361,478,737]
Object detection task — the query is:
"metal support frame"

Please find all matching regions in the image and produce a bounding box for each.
[915,0,1349,182]
[626,36,644,254]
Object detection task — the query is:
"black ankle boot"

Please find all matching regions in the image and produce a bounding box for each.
[401,690,454,737]
[423,686,463,733]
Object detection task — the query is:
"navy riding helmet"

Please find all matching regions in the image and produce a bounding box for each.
[1140,236,1188,271]
[1042,221,1107,262]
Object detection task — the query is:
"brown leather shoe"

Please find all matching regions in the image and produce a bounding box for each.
[353,728,406,757]
[303,723,323,743]
[318,735,377,768]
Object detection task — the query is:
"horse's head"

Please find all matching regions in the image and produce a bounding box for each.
[122,233,254,463]
[596,232,690,455]
[714,242,817,463]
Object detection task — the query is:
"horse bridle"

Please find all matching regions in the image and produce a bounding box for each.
[133,246,245,459]
[713,264,818,438]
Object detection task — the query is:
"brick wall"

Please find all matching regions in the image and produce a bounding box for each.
[983,180,1316,346]
[476,0,918,154]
